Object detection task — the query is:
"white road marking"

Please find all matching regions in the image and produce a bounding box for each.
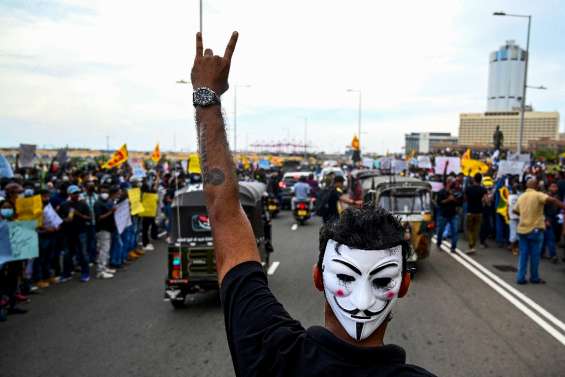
[434,238,565,346]
[267,261,280,276]
[291,224,298,231]
[158,231,167,238]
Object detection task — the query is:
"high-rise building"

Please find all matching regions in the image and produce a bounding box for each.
[487,40,526,112]
[458,111,559,148]
[404,132,457,154]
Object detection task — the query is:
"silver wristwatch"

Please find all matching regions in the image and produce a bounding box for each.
[193,87,221,107]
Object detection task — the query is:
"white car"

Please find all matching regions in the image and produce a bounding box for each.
[318,167,346,188]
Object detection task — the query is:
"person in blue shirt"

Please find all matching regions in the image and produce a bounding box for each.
[292,176,312,210]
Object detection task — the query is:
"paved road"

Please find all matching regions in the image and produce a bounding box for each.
[1,211,564,377]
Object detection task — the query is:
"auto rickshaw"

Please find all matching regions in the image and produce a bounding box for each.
[359,175,434,266]
[164,181,272,308]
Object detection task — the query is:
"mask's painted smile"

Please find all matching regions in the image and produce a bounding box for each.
[333,296,391,320]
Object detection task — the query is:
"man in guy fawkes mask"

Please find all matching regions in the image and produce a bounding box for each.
[191,31,435,377]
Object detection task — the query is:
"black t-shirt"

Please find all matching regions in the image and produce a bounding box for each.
[464,185,486,214]
[323,187,341,221]
[94,199,116,233]
[221,262,436,377]
[58,200,91,234]
[437,189,460,219]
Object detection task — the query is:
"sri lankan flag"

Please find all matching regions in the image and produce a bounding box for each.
[496,186,510,224]
[151,143,161,162]
[102,144,128,169]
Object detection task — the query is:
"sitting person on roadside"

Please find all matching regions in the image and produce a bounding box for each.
[190,31,436,377]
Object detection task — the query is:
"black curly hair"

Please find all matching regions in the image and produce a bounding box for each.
[318,205,409,273]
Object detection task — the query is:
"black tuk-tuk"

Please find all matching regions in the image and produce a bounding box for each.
[164,181,272,308]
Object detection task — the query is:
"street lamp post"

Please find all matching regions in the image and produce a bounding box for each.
[233,84,251,154]
[199,0,202,33]
[493,12,531,154]
[346,89,362,147]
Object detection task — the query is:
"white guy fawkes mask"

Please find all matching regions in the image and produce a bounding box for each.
[322,239,404,341]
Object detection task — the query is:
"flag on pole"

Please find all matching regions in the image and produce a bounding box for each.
[102,144,128,169]
[151,143,161,162]
[496,186,510,224]
[351,135,360,151]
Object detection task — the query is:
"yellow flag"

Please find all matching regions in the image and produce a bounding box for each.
[462,148,471,160]
[188,153,201,174]
[16,195,43,226]
[139,193,158,217]
[151,143,161,163]
[351,135,360,151]
[461,158,489,177]
[102,144,128,169]
[496,187,510,224]
[127,188,145,215]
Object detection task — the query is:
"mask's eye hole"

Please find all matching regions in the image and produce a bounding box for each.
[372,277,392,289]
[337,274,355,283]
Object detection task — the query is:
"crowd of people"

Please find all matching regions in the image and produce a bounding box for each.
[0,159,194,322]
[2,148,564,322]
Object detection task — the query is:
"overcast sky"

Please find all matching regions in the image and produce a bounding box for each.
[1,0,564,154]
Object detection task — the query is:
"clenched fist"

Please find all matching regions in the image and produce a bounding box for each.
[191,31,238,96]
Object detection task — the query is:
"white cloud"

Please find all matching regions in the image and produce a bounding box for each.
[0,0,563,154]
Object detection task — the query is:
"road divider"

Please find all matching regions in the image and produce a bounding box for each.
[267,261,280,276]
[434,237,565,347]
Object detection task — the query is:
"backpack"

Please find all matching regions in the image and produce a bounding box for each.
[315,188,332,217]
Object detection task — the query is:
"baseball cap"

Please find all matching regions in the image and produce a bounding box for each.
[67,185,81,195]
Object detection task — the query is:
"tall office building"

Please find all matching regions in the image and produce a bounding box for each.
[486,40,526,112]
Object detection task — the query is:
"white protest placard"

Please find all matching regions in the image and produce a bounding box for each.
[434,157,461,175]
[129,158,146,179]
[42,204,63,229]
[430,182,444,192]
[417,155,432,169]
[498,160,526,177]
[362,158,374,168]
[114,200,132,235]
[391,159,407,174]
[507,152,530,163]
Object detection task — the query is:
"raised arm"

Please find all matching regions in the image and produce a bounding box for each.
[191,32,260,283]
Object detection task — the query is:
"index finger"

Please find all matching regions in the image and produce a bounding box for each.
[196,32,203,57]
[223,31,238,61]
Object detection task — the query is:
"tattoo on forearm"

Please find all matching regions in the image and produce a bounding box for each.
[195,108,231,187]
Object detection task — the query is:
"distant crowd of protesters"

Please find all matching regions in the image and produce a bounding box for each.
[0,159,194,322]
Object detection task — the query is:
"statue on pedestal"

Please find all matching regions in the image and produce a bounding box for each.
[493,125,504,151]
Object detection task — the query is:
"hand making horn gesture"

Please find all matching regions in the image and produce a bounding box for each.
[191,31,238,96]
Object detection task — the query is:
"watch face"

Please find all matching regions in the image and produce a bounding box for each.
[194,88,216,106]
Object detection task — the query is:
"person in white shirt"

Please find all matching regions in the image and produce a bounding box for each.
[508,183,521,256]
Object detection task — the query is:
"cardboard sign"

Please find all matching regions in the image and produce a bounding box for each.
[434,157,461,175]
[139,193,158,217]
[498,160,526,177]
[19,144,36,168]
[15,195,43,226]
[0,155,14,178]
[0,220,39,264]
[114,200,132,234]
[127,188,145,216]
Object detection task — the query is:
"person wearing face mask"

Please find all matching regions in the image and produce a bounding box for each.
[0,199,28,320]
[58,185,92,283]
[33,189,60,289]
[93,185,117,279]
[190,31,435,376]
[84,182,99,265]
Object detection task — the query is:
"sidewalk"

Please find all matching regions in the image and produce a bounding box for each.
[441,234,565,323]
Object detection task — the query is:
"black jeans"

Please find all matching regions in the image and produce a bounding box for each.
[142,217,158,246]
